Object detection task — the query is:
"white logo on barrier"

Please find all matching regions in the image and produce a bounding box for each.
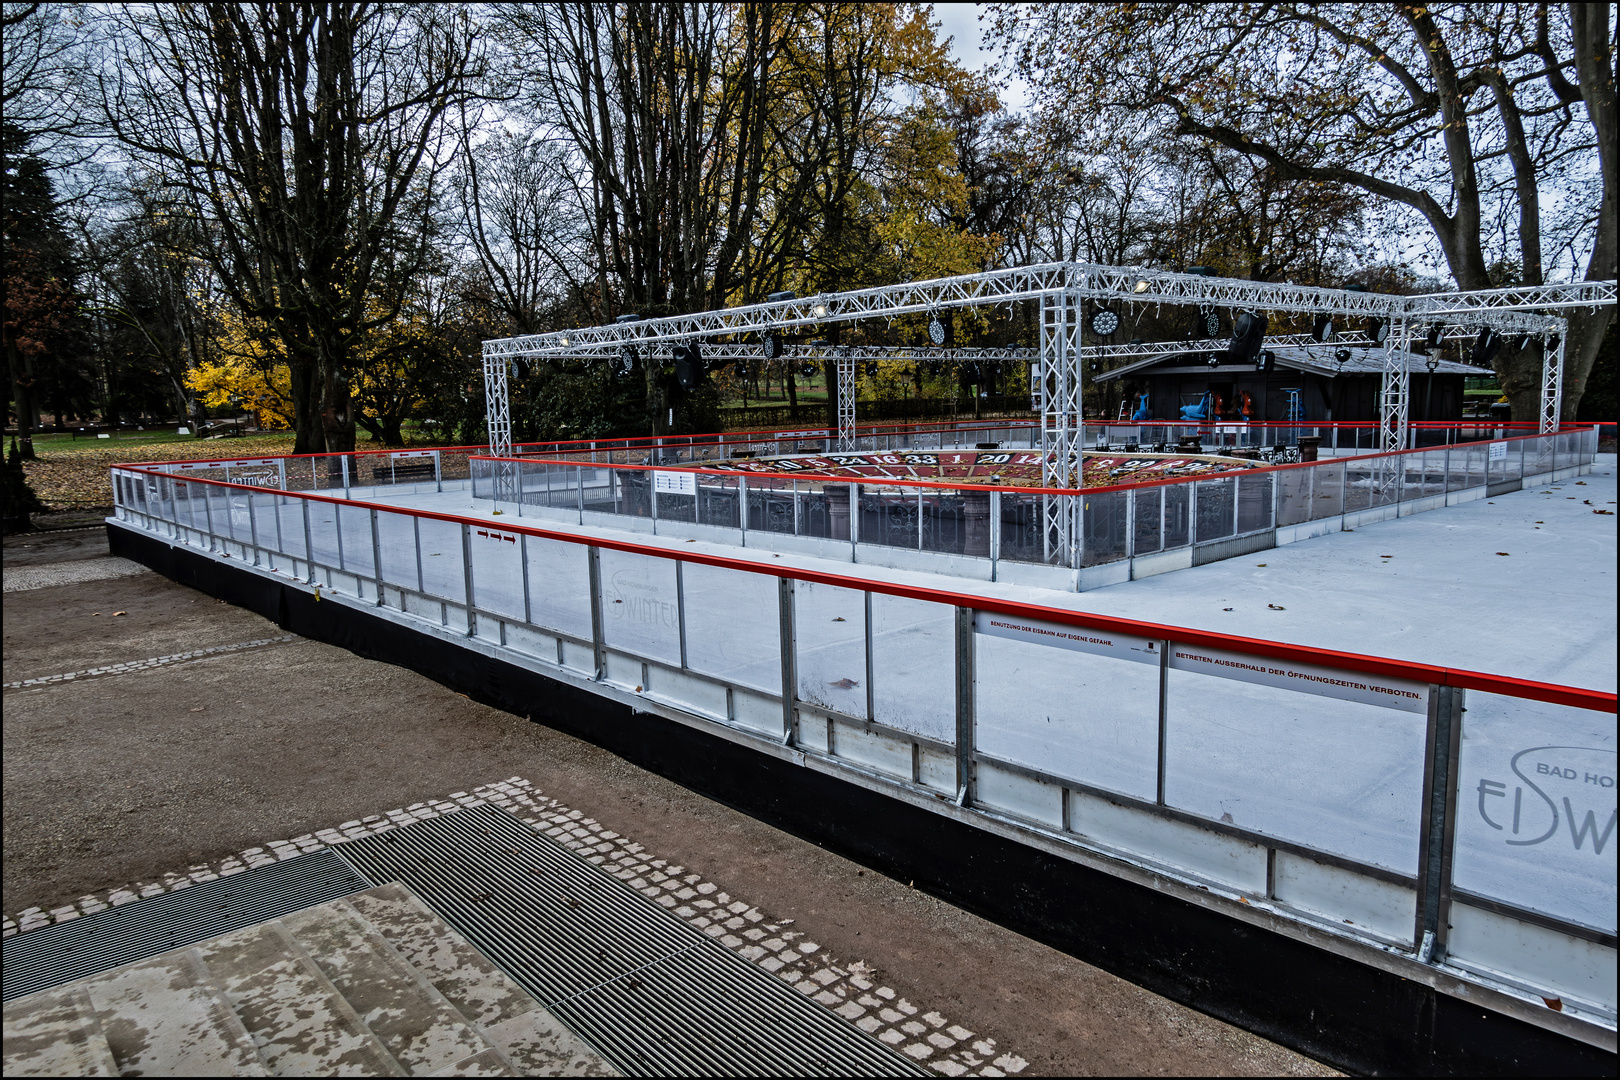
[652,470,697,496]
[608,570,677,628]
[976,614,1160,665]
[1476,745,1615,853]
[1168,646,1427,713]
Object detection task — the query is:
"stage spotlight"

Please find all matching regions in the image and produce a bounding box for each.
[1255,350,1273,373]
[612,345,637,378]
[1333,348,1352,366]
[1188,266,1216,276]
[799,361,817,378]
[615,313,642,323]
[1133,278,1151,293]
[1472,328,1501,366]
[767,290,796,303]
[1228,311,1268,363]
[1090,307,1120,336]
[733,359,749,380]
[928,315,948,345]
[1312,313,1335,342]
[865,361,879,378]
[673,342,704,390]
[1367,318,1389,345]
[762,333,780,359]
[813,302,829,318]
[558,335,570,347]
[1206,352,1223,367]
[1424,324,1442,353]
[1515,334,1533,352]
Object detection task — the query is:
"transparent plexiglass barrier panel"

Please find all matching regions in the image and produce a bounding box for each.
[523,536,594,640]
[794,580,868,716]
[974,614,1161,800]
[597,547,682,667]
[375,511,418,589]
[469,521,526,620]
[680,562,781,694]
[416,517,467,604]
[1452,691,1616,935]
[1163,648,1428,876]
[870,594,955,744]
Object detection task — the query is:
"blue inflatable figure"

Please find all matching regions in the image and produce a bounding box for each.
[1131,392,1152,423]
[1178,392,1213,422]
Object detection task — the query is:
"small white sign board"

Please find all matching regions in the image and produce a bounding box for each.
[392,449,436,460]
[1168,645,1427,713]
[653,469,697,496]
[976,613,1161,666]
[1489,441,1507,460]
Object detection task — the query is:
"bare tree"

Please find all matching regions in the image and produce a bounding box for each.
[993,2,1616,419]
[96,3,489,453]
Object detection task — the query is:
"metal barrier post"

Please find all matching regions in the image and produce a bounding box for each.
[954,606,976,807]
[369,508,384,606]
[413,515,424,593]
[301,498,315,583]
[202,480,215,550]
[460,521,475,637]
[587,546,606,680]
[989,490,1001,580]
[341,454,350,498]
[738,476,748,543]
[778,577,797,744]
[1415,684,1465,961]
[849,482,860,559]
[246,488,260,565]
[1156,639,1171,804]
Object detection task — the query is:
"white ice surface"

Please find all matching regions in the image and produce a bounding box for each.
[292,457,1616,928]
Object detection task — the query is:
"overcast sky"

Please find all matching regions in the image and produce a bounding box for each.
[933,2,1032,112]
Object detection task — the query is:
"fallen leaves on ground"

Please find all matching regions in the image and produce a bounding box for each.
[21,433,454,510]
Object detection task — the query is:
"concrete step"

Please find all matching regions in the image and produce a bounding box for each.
[346,884,615,1077]
[1,984,119,1077]
[280,899,505,1076]
[2,883,613,1077]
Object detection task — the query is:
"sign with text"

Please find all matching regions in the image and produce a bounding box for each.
[652,469,697,496]
[391,450,437,460]
[976,613,1161,666]
[1169,645,1427,713]
[1489,441,1507,460]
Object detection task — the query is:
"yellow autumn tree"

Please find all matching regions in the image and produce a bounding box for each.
[184,305,295,429]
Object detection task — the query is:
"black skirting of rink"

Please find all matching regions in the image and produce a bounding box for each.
[108,523,1615,1078]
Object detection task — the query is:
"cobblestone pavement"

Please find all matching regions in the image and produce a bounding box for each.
[3,555,150,593]
[4,778,1033,1077]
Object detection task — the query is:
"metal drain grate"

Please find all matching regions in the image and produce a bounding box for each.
[1,849,371,1002]
[335,804,929,1078]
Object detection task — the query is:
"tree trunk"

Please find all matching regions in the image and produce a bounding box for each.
[5,342,39,459]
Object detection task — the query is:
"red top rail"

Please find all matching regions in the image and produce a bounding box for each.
[118,417,1585,471]
[111,461,1616,714]
[467,425,1588,500]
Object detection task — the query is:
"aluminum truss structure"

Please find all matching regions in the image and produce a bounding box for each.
[834,347,857,450]
[481,263,1614,464]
